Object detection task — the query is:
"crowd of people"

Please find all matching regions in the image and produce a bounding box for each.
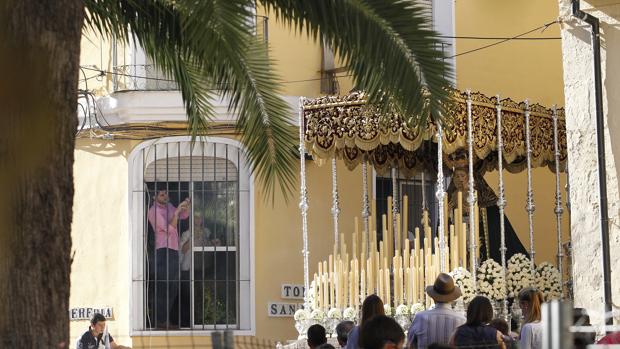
[306,273,602,349]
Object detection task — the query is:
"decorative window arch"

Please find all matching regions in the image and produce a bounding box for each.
[128,136,254,335]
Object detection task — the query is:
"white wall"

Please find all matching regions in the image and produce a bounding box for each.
[558,0,620,331]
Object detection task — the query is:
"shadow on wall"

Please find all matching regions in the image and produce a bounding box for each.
[75,139,133,158]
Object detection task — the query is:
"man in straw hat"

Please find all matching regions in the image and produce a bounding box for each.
[407,273,465,349]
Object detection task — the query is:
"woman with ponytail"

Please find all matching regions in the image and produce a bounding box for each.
[518,288,544,349]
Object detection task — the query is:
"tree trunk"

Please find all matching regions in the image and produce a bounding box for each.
[0,1,84,347]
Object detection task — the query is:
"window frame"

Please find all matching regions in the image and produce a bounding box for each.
[128,136,255,336]
[373,170,441,242]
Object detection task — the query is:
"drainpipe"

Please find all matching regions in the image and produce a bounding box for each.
[571,0,613,329]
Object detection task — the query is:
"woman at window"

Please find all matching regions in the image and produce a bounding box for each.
[345,294,385,349]
[518,287,544,349]
[450,295,505,349]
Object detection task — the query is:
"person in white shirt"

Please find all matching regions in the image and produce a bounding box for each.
[518,287,544,349]
[178,217,211,327]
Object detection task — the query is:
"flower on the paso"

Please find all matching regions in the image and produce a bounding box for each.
[294,308,311,321]
[343,307,357,321]
[395,304,410,316]
[311,309,325,321]
[327,307,342,319]
[410,303,425,315]
[506,254,534,298]
[449,267,475,303]
[383,304,393,316]
[477,259,506,301]
[535,262,562,301]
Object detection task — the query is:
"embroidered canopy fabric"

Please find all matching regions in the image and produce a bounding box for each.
[302,89,566,176]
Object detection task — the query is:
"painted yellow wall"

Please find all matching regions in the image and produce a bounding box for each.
[257,7,323,98]
[455,0,564,105]
[253,159,365,341]
[70,139,139,346]
[454,0,569,265]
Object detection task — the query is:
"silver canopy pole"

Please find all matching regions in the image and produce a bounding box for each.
[466,90,478,290]
[552,105,564,299]
[331,158,341,248]
[436,124,446,272]
[496,95,509,321]
[362,160,370,254]
[298,97,310,307]
[524,99,536,275]
[392,167,399,249]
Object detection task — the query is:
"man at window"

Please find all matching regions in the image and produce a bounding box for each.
[148,188,190,329]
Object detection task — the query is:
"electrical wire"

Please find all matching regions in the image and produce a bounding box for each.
[440,35,560,40]
[448,20,559,58]
[81,64,353,87]
[81,66,179,83]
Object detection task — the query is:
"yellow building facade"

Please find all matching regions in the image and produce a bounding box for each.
[71,2,567,347]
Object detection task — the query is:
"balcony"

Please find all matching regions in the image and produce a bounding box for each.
[110,15,268,92]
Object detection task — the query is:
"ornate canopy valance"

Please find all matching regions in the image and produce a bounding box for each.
[302,89,566,176]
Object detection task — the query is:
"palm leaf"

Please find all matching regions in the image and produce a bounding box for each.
[261,0,453,125]
[84,0,297,200]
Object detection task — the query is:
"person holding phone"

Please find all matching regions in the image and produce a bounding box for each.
[147,188,190,329]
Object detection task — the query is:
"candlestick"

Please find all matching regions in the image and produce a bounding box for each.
[403,195,409,241]
[461,222,467,268]
[387,197,393,261]
[323,261,328,309]
[365,257,371,295]
[378,267,384,302]
[361,268,366,306]
[450,224,456,271]
[396,213,402,253]
[404,239,410,270]
[474,199,480,261]
[385,267,391,307]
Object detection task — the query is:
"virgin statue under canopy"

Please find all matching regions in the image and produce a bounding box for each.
[446,150,528,263]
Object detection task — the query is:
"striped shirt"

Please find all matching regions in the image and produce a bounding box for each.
[407,303,466,349]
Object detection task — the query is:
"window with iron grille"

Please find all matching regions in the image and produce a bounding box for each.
[375,172,439,244]
[130,138,253,333]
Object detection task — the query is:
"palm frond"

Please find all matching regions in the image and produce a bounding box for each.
[84,0,297,200]
[260,0,453,126]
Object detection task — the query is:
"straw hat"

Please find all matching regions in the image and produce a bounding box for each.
[425,273,462,303]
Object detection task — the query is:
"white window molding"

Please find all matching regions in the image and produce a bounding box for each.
[127,136,255,336]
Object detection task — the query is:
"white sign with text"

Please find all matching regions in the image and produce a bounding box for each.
[69,307,114,321]
[281,284,305,299]
[268,302,303,317]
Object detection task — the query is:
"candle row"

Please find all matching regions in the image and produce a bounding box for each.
[311,192,480,310]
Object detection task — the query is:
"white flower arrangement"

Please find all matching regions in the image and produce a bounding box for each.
[449,267,475,303]
[294,308,311,321]
[477,259,506,301]
[343,307,358,321]
[410,303,425,316]
[395,304,410,316]
[506,253,534,298]
[327,307,342,319]
[310,309,326,322]
[535,262,562,301]
[383,304,393,316]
